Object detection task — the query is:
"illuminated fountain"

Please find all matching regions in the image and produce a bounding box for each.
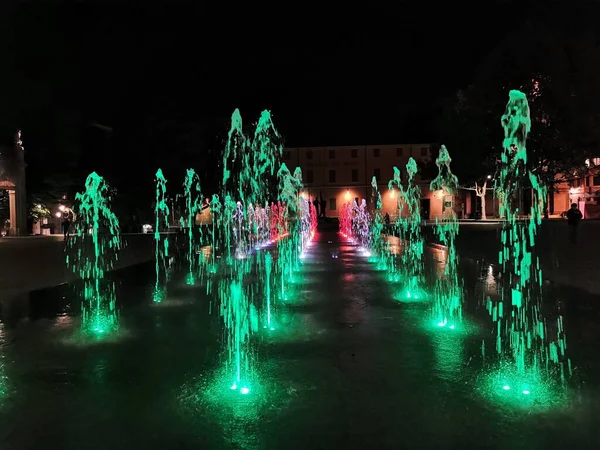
[181,168,203,286]
[482,90,570,405]
[388,159,425,300]
[386,168,404,279]
[215,109,254,395]
[213,108,283,396]
[67,172,121,336]
[309,196,318,239]
[153,169,170,302]
[298,193,311,253]
[232,200,246,257]
[352,198,371,252]
[429,145,462,330]
[339,201,352,238]
[369,176,385,264]
[263,252,274,330]
[206,193,221,284]
[276,164,302,301]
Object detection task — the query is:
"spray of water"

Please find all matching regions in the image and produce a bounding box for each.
[429,145,462,329]
[276,164,302,300]
[482,90,570,404]
[387,159,425,300]
[352,198,371,253]
[386,167,405,280]
[181,168,203,286]
[153,169,170,302]
[339,201,352,238]
[369,177,385,264]
[67,172,121,336]
[214,109,285,396]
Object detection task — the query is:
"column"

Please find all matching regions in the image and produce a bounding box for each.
[8,189,16,236]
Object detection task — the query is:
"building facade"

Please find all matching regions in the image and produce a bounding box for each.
[553,158,600,219]
[283,144,449,219]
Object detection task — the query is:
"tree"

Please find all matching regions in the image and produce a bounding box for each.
[438,22,600,196]
[462,178,495,220]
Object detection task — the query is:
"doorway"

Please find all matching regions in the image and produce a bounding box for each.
[420,199,430,220]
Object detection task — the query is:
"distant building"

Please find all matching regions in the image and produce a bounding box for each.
[552,158,600,219]
[283,144,449,219]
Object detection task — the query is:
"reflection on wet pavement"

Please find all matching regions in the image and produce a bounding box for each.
[0,231,598,449]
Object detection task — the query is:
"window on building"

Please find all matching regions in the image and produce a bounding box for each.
[594,175,600,186]
[420,147,428,156]
[396,148,403,157]
[306,150,313,160]
[283,151,290,161]
[329,198,336,210]
[373,148,380,157]
[329,149,335,159]
[351,148,357,158]
[351,169,358,182]
[329,169,336,183]
[306,170,314,183]
[374,168,381,180]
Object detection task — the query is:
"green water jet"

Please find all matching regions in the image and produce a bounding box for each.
[429,145,462,329]
[67,172,121,336]
[181,168,204,286]
[369,176,385,266]
[153,169,170,302]
[215,109,283,396]
[388,159,425,300]
[484,90,570,402]
[276,164,303,301]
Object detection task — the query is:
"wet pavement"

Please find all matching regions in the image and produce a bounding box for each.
[0,231,599,449]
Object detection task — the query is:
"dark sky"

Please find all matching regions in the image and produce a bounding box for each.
[0,3,521,143]
[0,0,595,193]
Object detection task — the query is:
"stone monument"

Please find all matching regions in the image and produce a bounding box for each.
[0,130,27,235]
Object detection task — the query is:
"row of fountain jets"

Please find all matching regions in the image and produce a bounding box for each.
[65,90,570,398]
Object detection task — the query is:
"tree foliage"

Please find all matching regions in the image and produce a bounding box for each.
[438,22,600,188]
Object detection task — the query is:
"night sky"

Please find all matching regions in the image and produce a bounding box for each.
[0,1,597,193]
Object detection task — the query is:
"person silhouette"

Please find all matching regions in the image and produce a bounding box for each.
[566,202,583,243]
